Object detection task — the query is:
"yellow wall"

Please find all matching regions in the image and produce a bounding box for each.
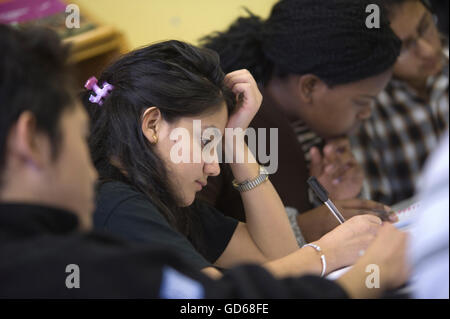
[73,0,278,50]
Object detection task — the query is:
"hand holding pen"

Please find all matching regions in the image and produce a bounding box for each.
[307,177,398,224]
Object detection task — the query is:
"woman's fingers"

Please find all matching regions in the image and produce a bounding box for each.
[309,147,324,177]
[323,150,356,181]
[339,198,391,211]
[229,82,252,96]
[341,198,398,222]
[224,69,257,88]
[324,138,351,154]
[346,209,398,222]
[225,69,262,131]
[355,214,383,226]
[331,162,363,185]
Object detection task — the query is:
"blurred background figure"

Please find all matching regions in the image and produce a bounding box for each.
[350,0,449,206]
[429,0,449,37]
[410,131,449,299]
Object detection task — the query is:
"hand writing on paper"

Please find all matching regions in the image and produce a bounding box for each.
[336,198,398,223]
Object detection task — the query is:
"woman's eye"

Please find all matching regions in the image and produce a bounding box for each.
[201,139,212,147]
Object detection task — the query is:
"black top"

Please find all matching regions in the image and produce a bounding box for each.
[0,203,349,298]
[94,181,239,270]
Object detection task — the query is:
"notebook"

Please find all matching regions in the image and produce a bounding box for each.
[326,197,420,279]
[392,198,421,230]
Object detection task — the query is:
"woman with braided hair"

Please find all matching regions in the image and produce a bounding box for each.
[199,0,403,243]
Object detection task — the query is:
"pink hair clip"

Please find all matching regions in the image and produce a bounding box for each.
[84,76,114,106]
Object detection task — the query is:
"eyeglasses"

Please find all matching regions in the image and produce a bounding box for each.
[398,12,439,60]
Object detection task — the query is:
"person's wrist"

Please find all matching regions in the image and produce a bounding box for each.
[224,130,248,164]
[353,255,392,290]
[232,165,268,192]
[314,239,339,273]
[336,263,381,299]
[303,243,327,277]
[231,164,259,184]
[227,143,261,184]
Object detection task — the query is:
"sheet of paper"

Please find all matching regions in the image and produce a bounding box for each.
[392,198,421,230]
[326,266,352,280]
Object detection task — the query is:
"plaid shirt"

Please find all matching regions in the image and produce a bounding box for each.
[291,120,324,207]
[350,47,449,205]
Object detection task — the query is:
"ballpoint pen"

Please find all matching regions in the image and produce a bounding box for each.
[307,176,346,224]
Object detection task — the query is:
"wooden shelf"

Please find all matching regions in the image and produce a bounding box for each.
[64,25,126,63]
[61,3,129,86]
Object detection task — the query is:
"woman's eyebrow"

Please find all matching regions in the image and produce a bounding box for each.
[201,125,220,131]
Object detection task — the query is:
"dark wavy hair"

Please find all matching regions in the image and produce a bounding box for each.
[83,40,236,247]
[201,0,402,87]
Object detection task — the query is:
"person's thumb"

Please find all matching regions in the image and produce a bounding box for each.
[310,147,323,176]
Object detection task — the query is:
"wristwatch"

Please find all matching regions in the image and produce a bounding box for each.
[232,166,269,192]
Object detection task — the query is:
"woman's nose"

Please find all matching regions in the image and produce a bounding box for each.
[204,161,221,177]
[417,38,436,59]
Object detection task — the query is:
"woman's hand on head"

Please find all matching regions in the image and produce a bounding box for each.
[315,214,383,272]
[224,69,263,131]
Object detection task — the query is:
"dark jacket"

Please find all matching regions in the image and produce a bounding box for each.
[0,203,347,298]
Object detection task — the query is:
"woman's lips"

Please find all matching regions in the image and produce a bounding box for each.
[195,181,207,190]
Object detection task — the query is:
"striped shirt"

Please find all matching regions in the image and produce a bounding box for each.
[350,47,449,205]
[291,120,324,167]
[291,120,324,206]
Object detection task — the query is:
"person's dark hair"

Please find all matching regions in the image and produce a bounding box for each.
[201,0,402,87]
[0,25,75,187]
[377,0,432,17]
[83,40,236,245]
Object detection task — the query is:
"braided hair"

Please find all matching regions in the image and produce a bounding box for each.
[377,0,433,15]
[201,0,401,87]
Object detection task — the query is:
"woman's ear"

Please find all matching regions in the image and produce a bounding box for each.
[297,74,326,106]
[141,106,162,144]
